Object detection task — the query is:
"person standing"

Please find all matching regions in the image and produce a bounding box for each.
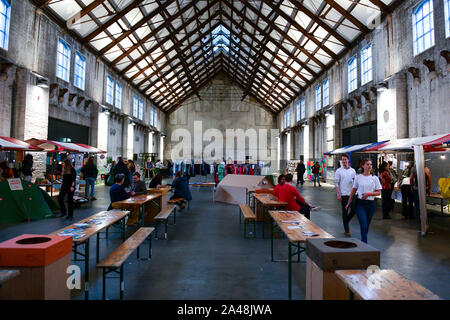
[21,154,34,182]
[296,160,306,186]
[81,156,98,201]
[379,161,393,219]
[312,162,321,187]
[111,157,130,188]
[410,165,431,219]
[345,159,381,243]
[335,154,357,236]
[400,161,415,219]
[217,160,225,183]
[58,159,76,219]
[127,160,136,187]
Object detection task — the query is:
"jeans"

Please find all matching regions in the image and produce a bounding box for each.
[313,173,320,186]
[58,186,74,218]
[85,177,96,198]
[341,195,356,232]
[381,189,392,218]
[356,199,376,243]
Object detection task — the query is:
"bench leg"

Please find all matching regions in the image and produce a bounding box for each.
[96,232,100,264]
[155,221,159,239]
[120,265,124,300]
[173,208,176,225]
[239,207,242,224]
[244,220,247,238]
[253,220,256,238]
[148,235,152,259]
[165,220,168,239]
[137,245,140,259]
[106,227,109,240]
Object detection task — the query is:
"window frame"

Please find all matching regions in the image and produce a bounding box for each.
[315,84,322,111]
[296,100,301,122]
[360,44,373,85]
[323,79,329,107]
[74,52,86,90]
[133,96,139,118]
[56,38,71,83]
[348,56,358,93]
[412,0,435,56]
[301,97,306,119]
[115,82,122,109]
[138,99,144,120]
[0,0,11,51]
[105,75,114,105]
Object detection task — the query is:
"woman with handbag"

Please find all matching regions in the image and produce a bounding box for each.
[58,159,76,219]
[400,162,415,219]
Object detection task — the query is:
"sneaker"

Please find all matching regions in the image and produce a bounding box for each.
[344,231,351,237]
[310,206,321,211]
[91,197,97,201]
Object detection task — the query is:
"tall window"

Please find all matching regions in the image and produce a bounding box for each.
[133,96,139,118]
[323,79,329,107]
[74,52,86,90]
[412,0,435,55]
[56,39,71,82]
[138,99,144,120]
[296,100,301,122]
[106,76,114,105]
[315,84,322,111]
[283,109,290,129]
[153,109,158,127]
[445,0,450,38]
[115,82,122,109]
[361,44,373,85]
[348,56,357,93]
[0,0,11,50]
[301,97,306,119]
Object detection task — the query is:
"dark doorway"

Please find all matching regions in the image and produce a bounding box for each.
[342,121,378,172]
[48,117,90,144]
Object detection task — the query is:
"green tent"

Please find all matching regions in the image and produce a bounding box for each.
[0,179,56,224]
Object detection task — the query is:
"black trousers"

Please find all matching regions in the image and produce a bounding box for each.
[58,186,74,217]
[340,196,356,232]
[297,172,304,185]
[381,189,393,218]
[401,185,414,218]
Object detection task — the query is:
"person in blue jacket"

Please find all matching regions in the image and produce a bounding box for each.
[171,171,192,210]
[108,173,134,210]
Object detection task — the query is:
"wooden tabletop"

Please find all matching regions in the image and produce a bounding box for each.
[114,194,161,207]
[334,269,441,300]
[51,210,130,243]
[428,192,444,199]
[0,270,20,285]
[254,193,287,207]
[269,210,333,243]
[189,182,216,187]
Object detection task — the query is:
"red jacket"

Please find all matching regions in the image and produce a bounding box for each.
[273,184,282,198]
[277,184,306,211]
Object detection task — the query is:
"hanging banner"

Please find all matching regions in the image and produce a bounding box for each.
[7,178,23,191]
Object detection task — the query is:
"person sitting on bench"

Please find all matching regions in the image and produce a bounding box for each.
[149,172,164,189]
[108,173,133,210]
[278,174,314,219]
[131,172,147,196]
[171,171,190,210]
[273,174,286,197]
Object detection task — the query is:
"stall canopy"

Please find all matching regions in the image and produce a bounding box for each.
[326,141,388,155]
[26,139,104,153]
[367,134,450,153]
[0,137,43,151]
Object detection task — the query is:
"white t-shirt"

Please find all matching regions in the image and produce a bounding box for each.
[335,166,356,196]
[352,174,382,200]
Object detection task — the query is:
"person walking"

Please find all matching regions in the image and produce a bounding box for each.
[81,156,98,201]
[21,154,34,182]
[312,162,321,187]
[58,159,77,219]
[335,154,357,236]
[345,159,381,243]
[296,160,306,186]
[379,161,393,219]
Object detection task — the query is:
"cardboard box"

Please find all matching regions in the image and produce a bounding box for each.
[306,238,380,271]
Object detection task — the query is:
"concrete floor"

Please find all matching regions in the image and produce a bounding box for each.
[1,178,449,300]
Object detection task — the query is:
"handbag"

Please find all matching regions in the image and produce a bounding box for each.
[401,177,410,186]
[106,173,114,186]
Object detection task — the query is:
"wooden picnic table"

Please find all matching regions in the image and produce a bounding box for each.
[51,210,130,300]
[112,194,162,226]
[253,193,286,238]
[269,210,333,300]
[427,192,449,215]
[0,270,20,288]
[190,182,216,202]
[334,269,441,300]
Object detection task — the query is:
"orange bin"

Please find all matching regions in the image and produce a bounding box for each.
[0,234,73,300]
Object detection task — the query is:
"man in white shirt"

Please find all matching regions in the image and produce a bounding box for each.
[335,154,357,236]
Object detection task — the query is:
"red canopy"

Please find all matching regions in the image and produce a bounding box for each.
[25,139,105,153]
[0,136,43,151]
[362,134,450,153]
[74,143,106,153]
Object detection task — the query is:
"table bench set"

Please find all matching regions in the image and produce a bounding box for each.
[237,185,441,301]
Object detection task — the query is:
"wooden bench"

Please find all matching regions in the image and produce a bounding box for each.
[239,204,256,238]
[168,197,190,211]
[154,205,176,239]
[96,227,154,300]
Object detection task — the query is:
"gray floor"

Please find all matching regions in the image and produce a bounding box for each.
[1,178,449,300]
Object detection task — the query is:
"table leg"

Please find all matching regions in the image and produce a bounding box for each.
[102,269,106,300]
[288,241,292,300]
[121,217,125,241]
[120,265,124,300]
[141,204,145,227]
[349,290,354,300]
[441,199,443,215]
[271,217,274,262]
[262,206,266,239]
[148,235,152,259]
[96,232,100,264]
[84,239,90,300]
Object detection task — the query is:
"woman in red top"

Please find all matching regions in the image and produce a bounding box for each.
[379,161,393,219]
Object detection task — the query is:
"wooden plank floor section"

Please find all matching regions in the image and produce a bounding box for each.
[97,227,154,269]
[335,270,442,300]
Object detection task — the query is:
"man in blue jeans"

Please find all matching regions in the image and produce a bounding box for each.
[81,156,98,201]
[312,162,321,187]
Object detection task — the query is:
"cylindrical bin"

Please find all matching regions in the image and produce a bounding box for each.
[305,238,380,300]
[0,234,72,300]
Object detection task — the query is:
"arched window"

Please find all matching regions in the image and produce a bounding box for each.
[412,0,435,55]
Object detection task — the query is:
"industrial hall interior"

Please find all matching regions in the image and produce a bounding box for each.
[1,0,450,302]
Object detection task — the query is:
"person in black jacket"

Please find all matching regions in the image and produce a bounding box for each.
[110,157,130,188]
[149,172,164,189]
[22,154,34,182]
[296,160,306,186]
[108,173,132,210]
[59,159,76,219]
[81,156,98,200]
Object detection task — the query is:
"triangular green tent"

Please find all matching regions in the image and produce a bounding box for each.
[0,179,56,224]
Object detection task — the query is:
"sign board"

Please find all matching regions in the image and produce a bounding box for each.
[7,178,23,191]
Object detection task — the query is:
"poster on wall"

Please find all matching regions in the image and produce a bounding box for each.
[287,160,300,176]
